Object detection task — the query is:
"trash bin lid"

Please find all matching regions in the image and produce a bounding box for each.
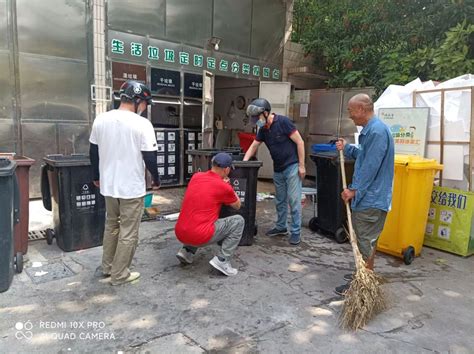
[310,151,338,159]
[187,148,241,156]
[0,158,16,176]
[311,143,336,153]
[395,154,443,170]
[232,160,263,168]
[0,153,35,166]
[43,154,91,167]
[310,151,355,162]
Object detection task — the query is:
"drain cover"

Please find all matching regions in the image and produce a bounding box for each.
[25,261,75,284]
[28,230,47,241]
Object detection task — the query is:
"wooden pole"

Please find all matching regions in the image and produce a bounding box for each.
[439,89,445,185]
[339,149,364,268]
[415,86,474,188]
[470,88,474,191]
[412,85,474,94]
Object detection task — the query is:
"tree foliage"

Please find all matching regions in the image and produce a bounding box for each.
[293,0,473,93]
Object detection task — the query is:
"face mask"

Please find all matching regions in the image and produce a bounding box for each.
[256,119,265,128]
[136,100,147,116]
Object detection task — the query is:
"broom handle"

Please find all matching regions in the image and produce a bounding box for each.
[339,149,364,268]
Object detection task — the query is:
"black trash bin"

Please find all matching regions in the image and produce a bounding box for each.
[0,158,20,292]
[219,157,262,246]
[41,154,106,252]
[309,152,355,243]
[187,148,241,173]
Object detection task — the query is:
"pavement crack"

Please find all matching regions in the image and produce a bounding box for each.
[407,282,424,297]
[214,321,291,351]
[362,328,438,352]
[179,332,209,352]
[129,331,180,348]
[129,331,208,352]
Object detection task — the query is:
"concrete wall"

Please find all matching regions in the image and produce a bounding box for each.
[283,41,327,90]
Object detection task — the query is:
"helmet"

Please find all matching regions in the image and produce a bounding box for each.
[119,80,153,105]
[246,98,271,124]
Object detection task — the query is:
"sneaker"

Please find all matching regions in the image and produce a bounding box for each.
[209,256,238,276]
[343,273,354,282]
[99,277,112,284]
[265,227,288,237]
[111,271,141,286]
[176,247,194,265]
[289,234,301,245]
[334,282,351,296]
[94,266,110,278]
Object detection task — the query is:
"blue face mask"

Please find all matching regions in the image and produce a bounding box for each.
[256,119,265,128]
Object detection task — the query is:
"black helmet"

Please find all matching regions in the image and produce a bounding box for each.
[119,80,153,105]
[246,98,271,123]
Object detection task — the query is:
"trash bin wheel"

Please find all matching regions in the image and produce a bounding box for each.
[46,228,55,245]
[403,246,415,265]
[15,252,23,273]
[254,224,258,236]
[309,217,320,232]
[335,228,347,244]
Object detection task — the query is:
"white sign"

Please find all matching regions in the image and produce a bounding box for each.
[379,107,429,156]
[299,103,308,118]
[293,90,310,104]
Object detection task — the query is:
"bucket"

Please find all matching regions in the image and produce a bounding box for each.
[144,192,154,208]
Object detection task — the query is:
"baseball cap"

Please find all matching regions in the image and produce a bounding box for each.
[212,153,234,169]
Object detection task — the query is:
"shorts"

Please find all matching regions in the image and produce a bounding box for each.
[352,208,387,260]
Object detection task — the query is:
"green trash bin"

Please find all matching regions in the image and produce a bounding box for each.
[0,158,20,293]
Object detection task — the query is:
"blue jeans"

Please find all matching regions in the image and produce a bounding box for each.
[274,163,302,236]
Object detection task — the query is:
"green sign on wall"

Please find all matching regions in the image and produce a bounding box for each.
[424,186,474,257]
[108,30,281,81]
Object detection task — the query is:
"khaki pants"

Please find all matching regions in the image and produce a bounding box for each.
[102,196,143,284]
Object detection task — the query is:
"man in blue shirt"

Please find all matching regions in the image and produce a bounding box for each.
[335,94,394,296]
[243,98,306,245]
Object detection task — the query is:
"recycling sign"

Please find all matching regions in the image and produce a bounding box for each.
[230,178,247,205]
[74,182,97,210]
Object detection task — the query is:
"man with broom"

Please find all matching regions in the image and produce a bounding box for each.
[334,94,394,296]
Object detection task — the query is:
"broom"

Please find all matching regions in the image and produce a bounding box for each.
[338,148,386,330]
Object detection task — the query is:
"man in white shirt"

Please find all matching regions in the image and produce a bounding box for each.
[89,80,160,286]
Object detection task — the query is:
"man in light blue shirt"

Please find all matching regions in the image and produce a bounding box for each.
[335,94,394,296]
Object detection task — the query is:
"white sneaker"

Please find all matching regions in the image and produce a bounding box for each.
[176,247,194,265]
[209,256,238,276]
[111,271,140,286]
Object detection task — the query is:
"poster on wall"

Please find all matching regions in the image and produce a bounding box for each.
[379,107,429,156]
[150,68,181,96]
[424,186,474,256]
[112,62,146,90]
[184,73,203,98]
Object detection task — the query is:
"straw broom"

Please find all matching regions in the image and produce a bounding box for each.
[338,149,386,330]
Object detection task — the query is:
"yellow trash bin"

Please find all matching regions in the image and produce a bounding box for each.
[377,155,443,265]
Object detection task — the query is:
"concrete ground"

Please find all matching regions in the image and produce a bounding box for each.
[1,181,473,353]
